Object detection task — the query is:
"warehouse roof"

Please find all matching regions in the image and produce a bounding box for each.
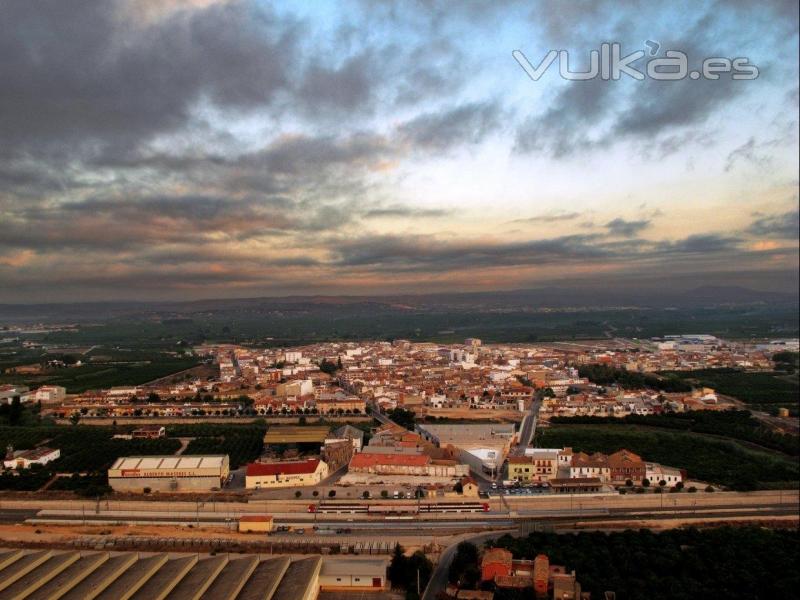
[109,455,228,471]
[349,453,429,468]
[263,426,330,444]
[0,549,326,600]
[246,458,321,477]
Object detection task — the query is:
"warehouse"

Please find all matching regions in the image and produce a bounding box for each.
[108,455,230,493]
[245,458,329,489]
[319,557,388,591]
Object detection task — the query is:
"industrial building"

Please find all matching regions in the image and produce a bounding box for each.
[108,455,230,493]
[0,548,388,599]
[3,446,60,470]
[245,458,329,489]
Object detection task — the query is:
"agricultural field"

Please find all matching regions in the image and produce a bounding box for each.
[0,424,180,492]
[660,368,799,414]
[0,354,200,393]
[537,424,799,490]
[548,410,799,456]
[166,423,266,469]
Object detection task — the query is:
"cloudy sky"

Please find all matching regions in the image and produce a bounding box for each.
[1,0,798,302]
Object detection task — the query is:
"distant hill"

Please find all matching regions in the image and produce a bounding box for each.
[0,285,796,323]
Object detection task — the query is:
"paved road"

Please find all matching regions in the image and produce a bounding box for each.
[422,530,515,600]
[517,397,542,450]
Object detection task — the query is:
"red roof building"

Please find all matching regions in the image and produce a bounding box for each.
[481,548,513,582]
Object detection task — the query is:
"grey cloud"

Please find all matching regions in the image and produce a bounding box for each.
[605,218,651,237]
[363,206,451,219]
[332,233,618,271]
[515,78,616,156]
[0,1,299,158]
[397,102,503,151]
[747,210,800,239]
[509,212,581,225]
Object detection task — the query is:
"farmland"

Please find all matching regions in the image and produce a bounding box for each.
[660,368,799,413]
[537,424,799,490]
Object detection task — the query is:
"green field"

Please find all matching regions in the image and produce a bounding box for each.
[0,356,199,393]
[0,424,180,493]
[537,424,799,490]
[661,368,799,413]
[549,410,799,456]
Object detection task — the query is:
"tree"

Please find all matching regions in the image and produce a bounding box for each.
[362,490,370,499]
[147,392,161,403]
[8,397,22,426]
[448,542,480,586]
[381,490,389,498]
[625,479,633,487]
[328,490,336,498]
[69,412,81,426]
[705,485,715,492]
[659,480,667,488]
[642,478,650,487]
[294,490,302,498]
[675,481,685,491]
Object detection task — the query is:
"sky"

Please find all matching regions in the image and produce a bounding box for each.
[0,0,798,303]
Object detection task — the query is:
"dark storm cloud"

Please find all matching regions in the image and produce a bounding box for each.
[605,218,651,237]
[0,195,297,252]
[515,78,615,156]
[397,102,503,151]
[510,212,581,224]
[747,210,800,239]
[0,0,299,156]
[655,234,740,255]
[363,206,451,219]
[329,229,765,274]
[514,4,780,158]
[332,233,620,271]
[297,53,377,115]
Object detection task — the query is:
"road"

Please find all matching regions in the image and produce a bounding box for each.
[516,397,542,450]
[421,530,517,600]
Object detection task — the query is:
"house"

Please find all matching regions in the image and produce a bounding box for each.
[34,385,66,404]
[459,476,480,498]
[481,548,513,581]
[509,449,558,482]
[132,425,166,439]
[569,452,610,481]
[3,446,60,469]
[319,557,388,591]
[608,449,645,484]
[645,462,683,487]
[325,424,365,452]
[238,515,273,533]
[245,458,329,489]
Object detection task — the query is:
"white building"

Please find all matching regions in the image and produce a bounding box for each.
[34,385,67,404]
[645,463,683,487]
[4,446,60,469]
[245,458,329,489]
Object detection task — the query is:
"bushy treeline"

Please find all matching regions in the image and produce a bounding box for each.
[578,364,692,392]
[0,425,180,492]
[549,410,799,456]
[538,425,798,490]
[388,543,433,600]
[489,527,798,600]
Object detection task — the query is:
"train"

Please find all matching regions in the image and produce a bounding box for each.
[308,501,490,515]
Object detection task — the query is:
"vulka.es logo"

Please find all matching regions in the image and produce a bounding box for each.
[513,42,759,81]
